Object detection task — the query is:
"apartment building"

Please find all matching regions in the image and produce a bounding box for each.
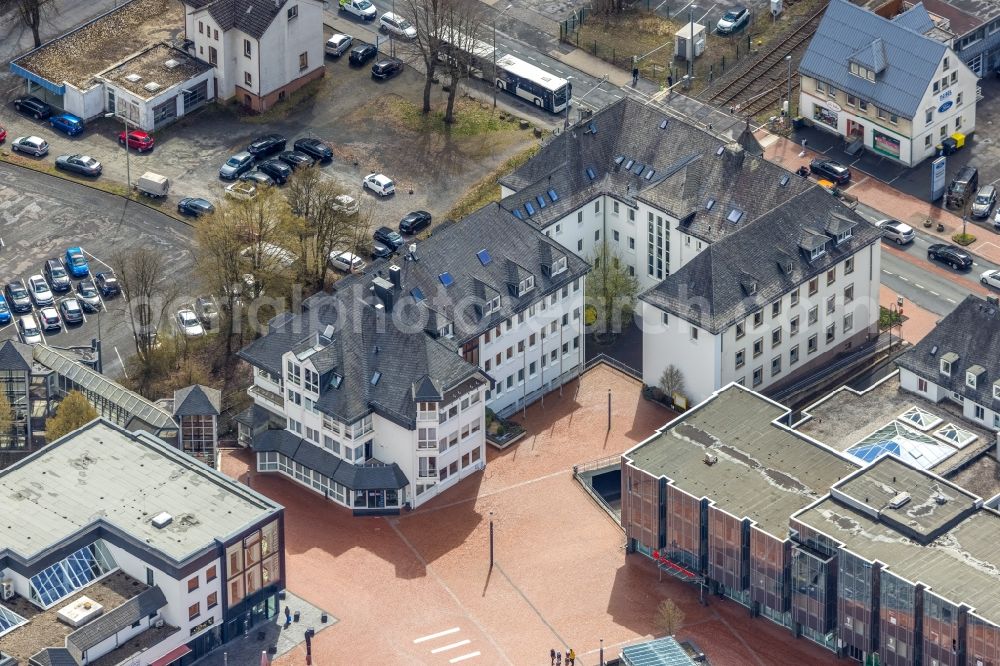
[897,294,1000,430]
[799,0,978,166]
[621,384,1000,664]
[238,205,589,511]
[0,419,283,666]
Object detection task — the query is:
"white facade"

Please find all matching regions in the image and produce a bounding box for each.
[103,68,215,132]
[900,367,1000,430]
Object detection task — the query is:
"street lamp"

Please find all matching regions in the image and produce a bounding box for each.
[104,111,131,198]
[493,4,514,109]
[688,6,697,83]
[785,54,792,120]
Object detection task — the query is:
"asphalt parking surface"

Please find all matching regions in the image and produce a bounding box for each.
[0,162,195,379]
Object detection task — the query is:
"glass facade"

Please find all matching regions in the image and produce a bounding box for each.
[838,552,877,658]
[665,485,704,572]
[622,465,662,553]
[0,369,30,448]
[750,527,790,624]
[708,507,745,592]
[879,572,917,666]
[791,546,837,636]
[923,591,960,666]
[29,540,118,608]
[225,519,281,610]
[968,613,1000,666]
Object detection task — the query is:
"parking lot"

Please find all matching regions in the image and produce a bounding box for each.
[0,163,195,378]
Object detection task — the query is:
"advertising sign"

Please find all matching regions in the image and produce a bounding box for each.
[931,156,947,201]
[938,101,953,113]
[872,129,901,159]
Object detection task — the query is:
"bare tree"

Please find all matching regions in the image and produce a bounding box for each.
[195,204,249,356]
[400,0,448,114]
[658,365,686,403]
[654,598,685,636]
[110,246,181,362]
[4,0,56,48]
[441,0,487,124]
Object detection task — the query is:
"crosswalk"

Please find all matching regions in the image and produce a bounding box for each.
[413,627,481,663]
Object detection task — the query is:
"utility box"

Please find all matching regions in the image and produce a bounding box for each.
[771,0,783,17]
[675,22,707,61]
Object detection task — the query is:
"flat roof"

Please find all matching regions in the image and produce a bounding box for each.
[625,385,858,535]
[99,43,213,101]
[12,0,183,90]
[0,419,281,564]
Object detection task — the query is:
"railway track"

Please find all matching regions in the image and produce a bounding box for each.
[705,2,828,114]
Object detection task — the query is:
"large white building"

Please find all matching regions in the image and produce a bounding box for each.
[237,205,589,512]
[497,97,882,404]
[0,419,283,666]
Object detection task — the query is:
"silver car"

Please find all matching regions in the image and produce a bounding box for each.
[325,33,354,57]
[874,219,915,245]
[972,184,997,219]
[11,135,49,157]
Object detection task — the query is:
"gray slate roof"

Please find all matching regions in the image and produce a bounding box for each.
[181,0,290,40]
[799,0,949,118]
[253,429,409,489]
[66,586,167,652]
[173,384,221,417]
[0,339,32,372]
[498,98,814,244]
[893,3,935,34]
[896,295,1000,405]
[640,187,882,333]
[28,648,78,666]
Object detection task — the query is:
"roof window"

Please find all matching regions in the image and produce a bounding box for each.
[411,287,425,301]
[779,174,790,187]
[659,119,668,129]
[547,188,559,202]
[525,201,536,216]
[632,162,644,175]
[705,198,716,210]
[536,195,547,209]
[727,208,744,224]
[512,208,523,220]
[439,272,454,287]
[586,167,597,180]
[645,169,655,181]
[624,159,635,170]
[614,155,625,165]
[477,249,492,266]
[371,371,382,385]
[715,146,725,156]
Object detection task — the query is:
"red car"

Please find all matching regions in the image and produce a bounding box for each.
[118,129,154,152]
[0,125,6,143]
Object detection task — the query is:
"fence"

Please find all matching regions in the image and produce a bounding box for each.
[584,353,642,380]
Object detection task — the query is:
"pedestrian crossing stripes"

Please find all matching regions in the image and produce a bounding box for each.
[413,627,480,662]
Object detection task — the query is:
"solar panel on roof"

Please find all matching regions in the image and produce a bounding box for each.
[512,208,523,220]
[411,287,425,301]
[536,195,547,209]
[586,167,596,180]
[547,188,559,202]
[477,249,491,266]
[524,201,536,216]
[439,272,454,287]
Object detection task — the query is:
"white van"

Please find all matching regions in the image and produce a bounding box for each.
[328,250,366,273]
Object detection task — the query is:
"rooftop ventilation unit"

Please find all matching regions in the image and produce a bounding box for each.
[887,492,911,509]
[144,82,162,93]
[934,494,947,505]
[704,454,718,466]
[164,58,184,69]
[152,512,173,529]
[124,73,142,83]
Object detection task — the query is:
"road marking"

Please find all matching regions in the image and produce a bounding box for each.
[882,270,894,276]
[449,653,481,663]
[899,276,909,281]
[930,291,940,296]
[115,346,129,379]
[654,0,671,10]
[676,0,694,14]
[947,297,957,303]
[914,283,925,289]
[432,640,472,654]
[414,628,460,644]
[697,4,715,23]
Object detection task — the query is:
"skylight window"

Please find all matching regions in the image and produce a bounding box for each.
[586,167,597,180]
[411,287,425,301]
[547,188,559,202]
[330,373,343,389]
[614,155,625,165]
[439,272,454,287]
[588,121,597,134]
[525,201,536,216]
[716,146,725,156]
[727,208,744,224]
[780,174,790,187]
[632,162,644,175]
[536,195,547,209]
[624,159,635,170]
[477,249,492,266]
[371,371,382,385]
[705,198,716,211]
[645,169,655,181]
[512,208,523,220]
[659,119,668,129]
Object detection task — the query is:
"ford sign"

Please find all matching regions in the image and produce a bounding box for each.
[938,100,954,113]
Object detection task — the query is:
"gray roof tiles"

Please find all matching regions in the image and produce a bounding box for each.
[0,339,32,372]
[182,0,288,40]
[172,384,221,417]
[67,586,167,652]
[892,3,936,34]
[800,0,949,118]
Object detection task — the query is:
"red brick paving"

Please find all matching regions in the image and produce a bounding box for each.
[223,365,844,665]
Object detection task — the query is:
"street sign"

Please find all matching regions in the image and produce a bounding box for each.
[931,156,946,201]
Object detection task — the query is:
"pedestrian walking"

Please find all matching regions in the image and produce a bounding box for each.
[632,66,639,87]
[550,648,556,665]
[568,648,576,665]
[556,651,562,666]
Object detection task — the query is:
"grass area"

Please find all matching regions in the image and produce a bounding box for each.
[375,94,529,138]
[446,143,540,220]
[953,232,977,246]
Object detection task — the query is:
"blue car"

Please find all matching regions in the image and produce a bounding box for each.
[0,296,10,325]
[50,113,84,136]
[64,246,89,278]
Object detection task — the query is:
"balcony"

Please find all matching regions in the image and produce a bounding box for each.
[248,385,284,411]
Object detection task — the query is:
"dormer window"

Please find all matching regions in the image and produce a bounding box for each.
[810,246,826,260]
[993,380,1000,400]
[849,62,875,82]
[941,359,952,376]
[967,371,978,389]
[519,275,535,295]
[484,295,501,315]
[836,230,852,244]
[551,256,567,276]
[439,322,454,338]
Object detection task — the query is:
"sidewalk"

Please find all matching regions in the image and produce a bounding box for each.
[757,129,1000,265]
[879,285,939,344]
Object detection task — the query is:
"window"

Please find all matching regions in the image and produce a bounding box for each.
[629,236,635,250]
[613,201,620,215]
[772,328,782,347]
[206,566,217,582]
[941,359,952,375]
[577,211,583,224]
[188,577,199,592]
[690,326,698,341]
[826,323,836,343]
[808,278,818,296]
[957,92,963,106]
[595,200,600,213]
[213,28,218,40]
[790,345,799,365]
[771,356,781,376]
[790,289,799,306]
[826,295,836,315]
[629,209,636,222]
[772,301,781,318]
[578,239,583,251]
[735,350,745,369]
[950,71,957,85]
[209,46,218,65]
[299,52,309,70]
[827,85,836,99]
[735,321,745,339]
[808,334,818,354]
[198,21,203,33]
[790,316,800,337]
[613,230,620,242]
[877,107,885,119]
[244,39,252,57]
[919,378,929,393]
[189,602,200,621]
[925,135,933,148]
[926,108,934,125]
[844,284,854,304]
[859,99,868,111]
[967,371,978,389]
[847,94,857,107]
[940,125,948,138]
[808,306,818,326]
[845,256,854,274]
[594,230,600,241]
[825,268,835,286]
[890,113,898,125]
[944,56,950,70]
[933,80,940,94]
[753,338,763,358]
[287,4,298,19]
[245,71,253,86]
[815,80,825,93]
[207,592,218,610]
[753,312,763,329]
[753,367,763,387]
[975,404,986,420]
[956,116,962,130]
[843,313,853,333]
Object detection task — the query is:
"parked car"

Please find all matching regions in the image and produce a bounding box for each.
[363,172,395,196]
[0,125,6,143]
[11,136,49,157]
[339,0,377,20]
[27,274,54,306]
[372,58,404,80]
[55,154,102,176]
[18,315,42,345]
[972,184,997,218]
[332,194,359,214]
[399,210,432,235]
[119,129,154,152]
[374,226,404,249]
[982,269,1000,290]
[809,158,851,185]
[219,151,255,179]
[44,259,71,292]
[64,247,90,277]
[59,297,84,325]
[329,250,367,273]
[716,6,750,34]
[194,295,220,330]
[371,242,394,260]
[13,96,51,119]
[75,279,102,311]
[225,181,257,200]
[38,306,61,332]
[257,159,292,185]
[95,272,120,297]
[177,197,215,217]
[927,243,973,269]
[349,43,378,66]
[946,165,978,209]
[874,219,914,245]
[49,113,84,136]
[246,134,287,159]
[176,308,205,337]
[293,137,333,162]
[5,281,31,313]
[240,170,275,187]
[277,150,315,170]
[379,11,417,38]
[0,296,11,325]
[326,33,354,56]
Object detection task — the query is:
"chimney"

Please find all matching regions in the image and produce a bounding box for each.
[388,264,402,288]
[372,276,395,311]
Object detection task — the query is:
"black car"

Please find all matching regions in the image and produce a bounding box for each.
[927,243,973,269]
[257,159,292,185]
[374,226,404,249]
[44,259,71,292]
[349,43,378,66]
[240,170,275,187]
[277,150,315,170]
[809,158,851,185]
[59,297,84,325]
[399,210,432,235]
[13,96,52,119]
[178,197,215,217]
[246,134,287,159]
[371,242,394,260]
[4,281,32,313]
[95,272,120,297]
[372,59,403,80]
[293,138,333,162]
